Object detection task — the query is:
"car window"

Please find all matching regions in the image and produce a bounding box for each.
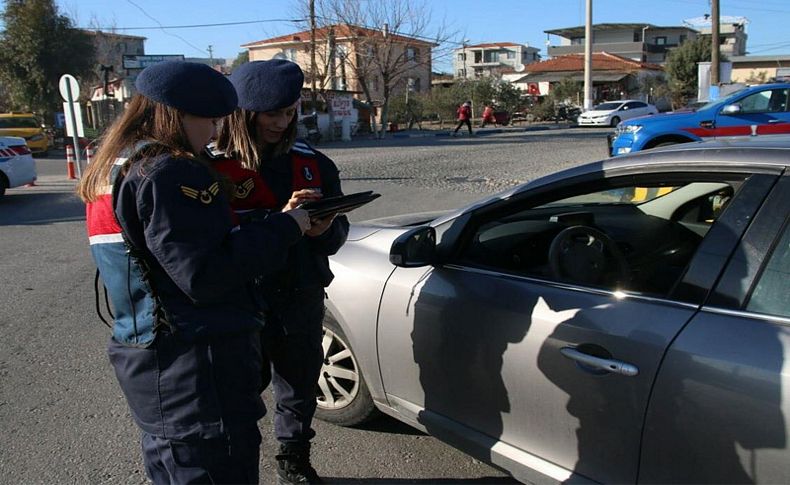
[626,102,646,109]
[458,177,743,298]
[746,220,790,318]
[737,89,790,114]
[595,102,622,111]
[0,117,39,129]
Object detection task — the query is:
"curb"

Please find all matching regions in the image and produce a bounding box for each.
[389,124,575,139]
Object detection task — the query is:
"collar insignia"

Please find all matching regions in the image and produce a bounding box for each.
[235,178,255,199]
[303,166,314,181]
[181,182,219,204]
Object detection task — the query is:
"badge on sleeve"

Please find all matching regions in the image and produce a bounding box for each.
[181,182,219,204]
[235,178,255,199]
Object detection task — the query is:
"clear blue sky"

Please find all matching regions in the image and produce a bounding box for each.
[57,0,790,71]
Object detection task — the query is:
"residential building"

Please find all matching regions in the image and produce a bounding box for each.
[730,55,790,83]
[82,30,147,78]
[241,24,435,103]
[514,52,664,103]
[691,16,748,57]
[453,42,540,79]
[545,23,698,64]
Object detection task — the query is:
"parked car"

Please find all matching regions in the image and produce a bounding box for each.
[609,83,790,156]
[577,100,657,127]
[0,113,49,156]
[0,136,36,199]
[316,137,790,484]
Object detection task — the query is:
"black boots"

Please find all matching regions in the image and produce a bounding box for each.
[275,443,322,484]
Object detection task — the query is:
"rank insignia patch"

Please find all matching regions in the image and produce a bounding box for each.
[235,178,255,199]
[181,182,219,204]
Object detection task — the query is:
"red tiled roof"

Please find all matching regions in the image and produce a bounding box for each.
[526,52,663,73]
[243,24,436,48]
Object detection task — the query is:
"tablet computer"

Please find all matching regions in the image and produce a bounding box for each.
[299,191,381,218]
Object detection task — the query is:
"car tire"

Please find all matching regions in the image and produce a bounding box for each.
[610,116,621,127]
[314,311,380,427]
[0,174,7,199]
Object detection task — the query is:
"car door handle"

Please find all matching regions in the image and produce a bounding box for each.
[560,347,639,377]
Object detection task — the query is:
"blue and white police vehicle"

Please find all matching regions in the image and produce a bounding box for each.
[609,83,790,156]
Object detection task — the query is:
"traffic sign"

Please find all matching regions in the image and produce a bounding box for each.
[58,74,80,101]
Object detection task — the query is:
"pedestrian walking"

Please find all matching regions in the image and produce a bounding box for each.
[453,100,473,136]
[480,104,497,128]
[211,59,350,484]
[78,61,310,484]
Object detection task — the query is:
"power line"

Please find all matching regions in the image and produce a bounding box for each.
[83,18,305,31]
[125,0,208,56]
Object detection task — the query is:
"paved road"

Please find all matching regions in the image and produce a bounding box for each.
[0,127,609,484]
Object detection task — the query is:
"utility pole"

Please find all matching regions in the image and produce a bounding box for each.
[327,26,336,141]
[207,45,214,62]
[583,0,593,110]
[711,0,720,85]
[309,0,318,115]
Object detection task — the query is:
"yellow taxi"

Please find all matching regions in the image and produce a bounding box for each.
[0,113,48,155]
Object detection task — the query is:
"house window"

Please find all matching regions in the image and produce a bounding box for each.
[457,69,466,78]
[655,37,667,45]
[406,47,419,62]
[474,51,482,63]
[484,50,498,63]
[506,51,515,59]
[571,36,584,45]
[285,48,297,61]
[457,52,466,61]
[679,34,687,44]
[634,31,642,42]
[408,77,421,92]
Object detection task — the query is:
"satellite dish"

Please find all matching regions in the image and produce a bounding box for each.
[273,52,287,60]
[514,63,526,73]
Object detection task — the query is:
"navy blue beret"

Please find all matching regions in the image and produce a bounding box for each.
[230,60,304,113]
[135,61,238,118]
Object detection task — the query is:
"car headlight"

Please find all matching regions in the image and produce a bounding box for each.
[615,124,642,135]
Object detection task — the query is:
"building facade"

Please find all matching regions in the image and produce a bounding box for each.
[452,42,540,79]
[730,55,790,83]
[242,24,435,104]
[545,23,699,64]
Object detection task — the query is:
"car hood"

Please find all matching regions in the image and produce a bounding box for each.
[620,110,698,126]
[346,210,451,241]
[580,109,614,117]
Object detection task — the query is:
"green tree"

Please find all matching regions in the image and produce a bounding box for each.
[665,36,713,105]
[230,50,249,72]
[0,0,95,121]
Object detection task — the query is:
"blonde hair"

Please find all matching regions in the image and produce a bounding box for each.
[77,95,195,202]
[215,108,298,172]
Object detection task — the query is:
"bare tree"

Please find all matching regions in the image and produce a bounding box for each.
[294,0,455,138]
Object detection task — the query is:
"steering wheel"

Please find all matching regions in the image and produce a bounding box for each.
[548,225,629,288]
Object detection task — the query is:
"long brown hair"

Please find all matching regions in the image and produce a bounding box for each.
[77,95,195,202]
[215,108,298,172]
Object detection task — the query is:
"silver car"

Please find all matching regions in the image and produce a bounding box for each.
[315,137,790,484]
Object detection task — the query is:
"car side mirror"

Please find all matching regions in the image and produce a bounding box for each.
[721,104,741,115]
[389,226,436,268]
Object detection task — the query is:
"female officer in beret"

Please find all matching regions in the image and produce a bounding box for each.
[210,59,349,484]
[78,60,311,484]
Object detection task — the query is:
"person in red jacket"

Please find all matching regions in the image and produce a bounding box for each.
[452,100,473,136]
[480,104,497,128]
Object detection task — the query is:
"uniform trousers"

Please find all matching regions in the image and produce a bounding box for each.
[108,328,265,484]
[262,286,326,444]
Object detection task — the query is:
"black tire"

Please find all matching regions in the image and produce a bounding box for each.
[314,311,380,427]
[610,116,621,127]
[0,174,7,199]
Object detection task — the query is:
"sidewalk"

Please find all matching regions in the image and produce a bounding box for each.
[389,122,577,139]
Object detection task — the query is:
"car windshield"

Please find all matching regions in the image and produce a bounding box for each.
[698,88,748,111]
[537,186,683,208]
[593,102,622,111]
[0,117,39,129]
